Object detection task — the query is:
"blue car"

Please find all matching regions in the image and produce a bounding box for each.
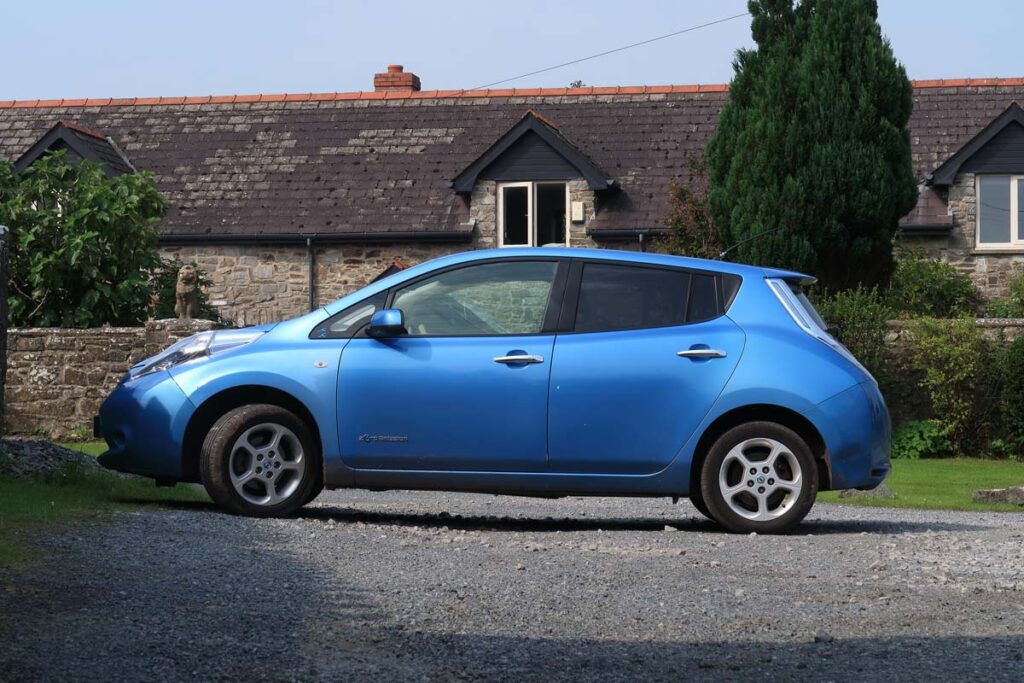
[97,248,890,533]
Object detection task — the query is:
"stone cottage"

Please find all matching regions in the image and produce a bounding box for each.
[1,65,1023,325]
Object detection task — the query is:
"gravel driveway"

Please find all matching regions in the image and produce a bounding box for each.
[2,490,1023,681]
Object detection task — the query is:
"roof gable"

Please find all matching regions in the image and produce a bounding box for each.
[450,111,613,193]
[13,120,135,177]
[929,102,1024,185]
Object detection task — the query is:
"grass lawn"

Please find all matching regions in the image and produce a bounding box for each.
[819,458,1024,512]
[57,441,108,457]
[0,443,208,568]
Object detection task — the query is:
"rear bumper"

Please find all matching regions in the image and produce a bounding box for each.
[804,381,891,490]
[96,371,195,480]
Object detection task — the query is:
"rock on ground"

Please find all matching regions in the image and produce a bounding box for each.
[973,486,1024,505]
[838,481,896,500]
[0,438,100,478]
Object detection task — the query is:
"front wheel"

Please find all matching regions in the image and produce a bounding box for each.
[200,404,323,517]
[700,422,817,534]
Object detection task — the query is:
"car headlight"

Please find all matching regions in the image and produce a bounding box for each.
[129,329,264,380]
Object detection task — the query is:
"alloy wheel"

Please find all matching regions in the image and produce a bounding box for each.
[228,423,306,506]
[717,437,803,522]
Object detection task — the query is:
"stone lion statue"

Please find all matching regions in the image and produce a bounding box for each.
[174,264,200,320]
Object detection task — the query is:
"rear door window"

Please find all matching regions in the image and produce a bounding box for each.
[574,263,691,333]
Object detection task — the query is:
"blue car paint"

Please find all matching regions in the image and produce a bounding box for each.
[97,247,890,496]
[546,318,745,475]
[338,335,555,471]
[97,369,195,479]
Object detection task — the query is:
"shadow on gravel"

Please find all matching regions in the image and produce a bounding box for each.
[1,503,1017,682]
[299,506,990,536]
[115,497,220,511]
[346,631,1024,682]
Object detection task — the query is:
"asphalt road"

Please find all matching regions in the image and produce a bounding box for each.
[2,490,1024,682]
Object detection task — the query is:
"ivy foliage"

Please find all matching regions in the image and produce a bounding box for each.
[997,337,1024,454]
[815,286,891,383]
[659,154,722,260]
[0,151,167,327]
[706,0,918,291]
[887,250,979,318]
[890,420,952,460]
[987,269,1024,318]
[906,317,989,455]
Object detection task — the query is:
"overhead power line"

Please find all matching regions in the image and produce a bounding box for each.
[470,12,750,90]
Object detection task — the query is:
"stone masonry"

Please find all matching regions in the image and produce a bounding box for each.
[164,179,607,326]
[899,173,1024,298]
[7,317,1023,439]
[5,319,215,438]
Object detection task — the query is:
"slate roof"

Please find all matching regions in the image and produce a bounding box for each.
[0,78,1023,243]
[14,120,135,177]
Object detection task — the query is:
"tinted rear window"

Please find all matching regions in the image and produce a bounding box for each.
[574,263,691,333]
[687,273,720,322]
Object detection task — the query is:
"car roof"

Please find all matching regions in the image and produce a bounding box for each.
[321,247,813,315]
[432,247,811,280]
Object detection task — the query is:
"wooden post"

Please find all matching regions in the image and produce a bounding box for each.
[0,225,8,437]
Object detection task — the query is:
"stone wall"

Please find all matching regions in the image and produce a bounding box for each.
[882,318,1024,425]
[164,178,610,327]
[7,316,1024,439]
[160,243,466,327]
[5,319,216,438]
[900,173,1024,299]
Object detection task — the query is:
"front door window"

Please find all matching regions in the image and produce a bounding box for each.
[498,182,568,247]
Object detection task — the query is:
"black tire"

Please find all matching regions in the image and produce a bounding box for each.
[700,421,817,534]
[200,404,323,517]
[688,485,713,521]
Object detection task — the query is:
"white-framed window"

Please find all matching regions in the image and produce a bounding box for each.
[496,181,570,247]
[976,174,1024,248]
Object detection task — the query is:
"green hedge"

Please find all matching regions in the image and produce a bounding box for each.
[815,253,1024,460]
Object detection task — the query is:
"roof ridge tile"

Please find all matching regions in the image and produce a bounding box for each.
[2,77,1021,109]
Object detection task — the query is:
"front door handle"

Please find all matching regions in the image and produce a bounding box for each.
[494,354,545,365]
[676,349,727,359]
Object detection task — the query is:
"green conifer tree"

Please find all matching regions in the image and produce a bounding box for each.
[707,0,918,290]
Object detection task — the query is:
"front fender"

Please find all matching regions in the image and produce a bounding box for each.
[169,341,343,467]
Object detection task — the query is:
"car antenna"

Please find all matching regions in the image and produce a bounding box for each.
[717,227,785,260]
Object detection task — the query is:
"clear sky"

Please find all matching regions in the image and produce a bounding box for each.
[4,0,1021,100]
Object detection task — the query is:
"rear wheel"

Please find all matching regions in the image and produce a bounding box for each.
[200,404,322,517]
[688,486,713,521]
[700,422,817,534]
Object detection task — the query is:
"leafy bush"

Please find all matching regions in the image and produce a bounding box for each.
[887,251,979,318]
[152,258,224,323]
[986,269,1024,318]
[816,287,892,382]
[659,154,721,260]
[906,317,987,455]
[890,420,952,459]
[0,151,167,327]
[997,337,1024,454]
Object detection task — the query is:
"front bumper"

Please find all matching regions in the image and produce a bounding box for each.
[804,381,891,491]
[96,371,196,480]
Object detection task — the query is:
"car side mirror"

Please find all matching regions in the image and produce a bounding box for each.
[367,308,407,338]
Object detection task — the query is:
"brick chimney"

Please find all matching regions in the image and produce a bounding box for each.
[373,65,421,93]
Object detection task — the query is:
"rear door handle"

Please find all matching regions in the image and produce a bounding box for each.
[676,349,727,359]
[494,354,545,365]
